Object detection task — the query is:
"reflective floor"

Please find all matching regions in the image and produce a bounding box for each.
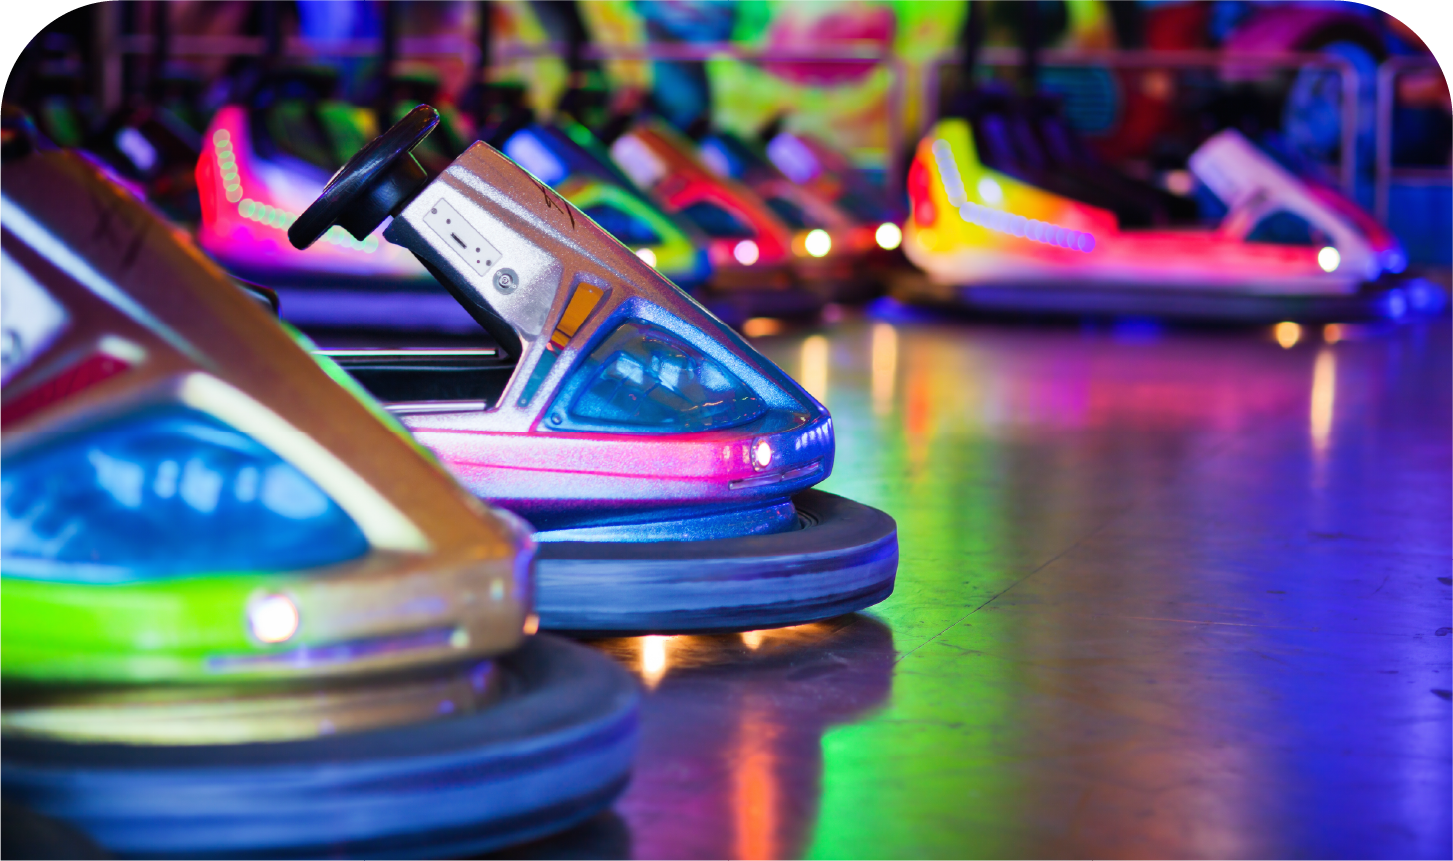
[518,312,1452,859]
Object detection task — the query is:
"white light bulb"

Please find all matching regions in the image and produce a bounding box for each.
[804,229,832,258]
[734,239,760,266]
[753,439,772,469]
[977,176,1003,206]
[248,594,299,644]
[875,222,902,250]
[1318,246,1340,273]
[636,247,657,268]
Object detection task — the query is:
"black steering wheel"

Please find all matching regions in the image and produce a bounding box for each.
[288,104,440,250]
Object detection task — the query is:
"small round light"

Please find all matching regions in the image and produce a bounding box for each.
[1274,321,1302,349]
[248,594,299,644]
[733,239,760,266]
[804,228,832,258]
[1318,246,1340,273]
[1164,169,1195,196]
[875,222,902,250]
[977,176,1003,206]
[635,247,657,268]
[752,439,772,469]
[741,317,783,338]
[1386,289,1408,319]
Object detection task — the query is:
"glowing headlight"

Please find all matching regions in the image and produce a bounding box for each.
[977,176,1003,206]
[752,439,773,469]
[636,247,657,268]
[734,239,760,266]
[1274,321,1302,349]
[248,593,300,644]
[1318,246,1340,273]
[875,222,902,250]
[804,229,832,258]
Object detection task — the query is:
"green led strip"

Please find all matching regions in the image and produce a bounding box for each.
[212,129,243,203]
[236,198,378,253]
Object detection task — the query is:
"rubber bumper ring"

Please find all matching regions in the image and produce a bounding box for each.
[1,802,107,860]
[536,489,898,635]
[1,635,640,859]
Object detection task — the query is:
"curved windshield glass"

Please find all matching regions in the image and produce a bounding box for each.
[548,321,766,433]
[2,406,368,581]
[583,204,663,246]
[766,197,809,230]
[678,200,755,239]
[1247,210,1327,246]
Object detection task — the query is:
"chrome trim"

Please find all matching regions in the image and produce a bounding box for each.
[384,400,488,415]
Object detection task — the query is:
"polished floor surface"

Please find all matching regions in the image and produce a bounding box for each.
[515,312,1451,860]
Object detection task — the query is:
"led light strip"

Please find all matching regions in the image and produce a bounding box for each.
[237,198,378,253]
[956,201,1095,252]
[214,128,377,253]
[930,139,1095,253]
[213,130,243,203]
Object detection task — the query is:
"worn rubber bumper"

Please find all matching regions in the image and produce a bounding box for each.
[0,635,639,859]
[536,489,898,635]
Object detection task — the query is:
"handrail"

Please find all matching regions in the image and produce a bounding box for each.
[110,35,895,63]
[1374,55,1452,222]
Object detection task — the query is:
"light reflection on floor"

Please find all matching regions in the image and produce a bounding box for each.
[551,315,1450,860]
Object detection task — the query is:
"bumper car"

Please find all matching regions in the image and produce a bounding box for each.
[193,70,471,332]
[6,23,201,225]
[898,0,1419,322]
[604,116,826,324]
[699,127,885,302]
[502,119,713,292]
[386,75,714,294]
[759,118,907,250]
[900,118,1415,322]
[288,106,898,635]
[1,134,638,856]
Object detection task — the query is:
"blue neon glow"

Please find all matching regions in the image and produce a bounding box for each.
[548,321,766,433]
[504,131,568,186]
[1,406,368,582]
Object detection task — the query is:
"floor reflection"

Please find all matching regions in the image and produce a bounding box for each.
[452,313,1441,859]
[593,616,895,860]
[754,316,1450,859]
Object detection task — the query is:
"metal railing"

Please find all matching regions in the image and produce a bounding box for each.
[1374,55,1452,223]
[920,48,1362,197]
[111,33,485,61]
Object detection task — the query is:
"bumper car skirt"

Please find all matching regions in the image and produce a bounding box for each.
[1,635,639,859]
[536,489,897,635]
[951,283,1418,323]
